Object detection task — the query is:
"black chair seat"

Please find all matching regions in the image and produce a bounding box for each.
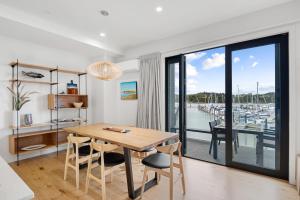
[98,152,125,167]
[142,153,170,169]
[78,145,98,156]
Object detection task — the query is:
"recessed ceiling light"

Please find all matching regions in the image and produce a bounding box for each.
[156,6,163,13]
[99,32,106,37]
[99,10,109,16]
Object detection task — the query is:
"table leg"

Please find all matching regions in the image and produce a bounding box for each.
[123,147,158,199]
[213,134,218,159]
[256,134,263,166]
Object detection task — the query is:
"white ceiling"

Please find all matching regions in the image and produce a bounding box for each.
[0,0,293,57]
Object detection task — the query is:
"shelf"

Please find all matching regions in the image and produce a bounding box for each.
[9,61,55,71]
[57,68,87,75]
[10,123,54,130]
[9,79,58,85]
[48,94,88,109]
[51,107,88,110]
[9,129,69,154]
[17,145,56,155]
[10,129,64,139]
[55,121,82,126]
[9,61,86,75]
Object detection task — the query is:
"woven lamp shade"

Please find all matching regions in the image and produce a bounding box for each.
[87,61,122,80]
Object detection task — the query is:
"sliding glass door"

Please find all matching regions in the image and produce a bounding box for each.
[184,47,226,165]
[225,34,289,178]
[166,34,289,179]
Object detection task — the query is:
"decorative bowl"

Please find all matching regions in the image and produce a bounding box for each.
[73,102,83,108]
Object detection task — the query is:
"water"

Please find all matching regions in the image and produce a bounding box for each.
[186,104,214,130]
[185,104,214,141]
[184,103,258,147]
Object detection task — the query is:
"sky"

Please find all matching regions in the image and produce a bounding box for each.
[176,44,276,95]
[120,81,137,91]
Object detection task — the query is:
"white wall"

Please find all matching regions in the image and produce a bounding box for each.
[117,1,300,184]
[103,59,139,126]
[0,34,101,162]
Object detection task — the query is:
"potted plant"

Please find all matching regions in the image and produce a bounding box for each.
[7,82,37,127]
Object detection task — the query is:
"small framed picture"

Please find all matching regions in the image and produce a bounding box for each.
[23,114,33,126]
[120,81,138,100]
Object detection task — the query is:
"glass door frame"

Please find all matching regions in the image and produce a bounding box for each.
[165,34,289,179]
[225,34,289,179]
[165,55,187,154]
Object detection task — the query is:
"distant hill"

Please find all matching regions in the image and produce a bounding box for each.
[186,92,275,103]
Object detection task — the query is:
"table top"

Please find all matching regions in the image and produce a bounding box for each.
[215,124,264,134]
[0,156,34,200]
[64,123,178,151]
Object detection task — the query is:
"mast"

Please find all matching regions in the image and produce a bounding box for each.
[256,82,259,110]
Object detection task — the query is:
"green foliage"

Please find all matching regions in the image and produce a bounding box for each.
[7,82,38,111]
[186,92,275,104]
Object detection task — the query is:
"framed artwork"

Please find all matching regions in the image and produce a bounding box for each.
[120,81,138,100]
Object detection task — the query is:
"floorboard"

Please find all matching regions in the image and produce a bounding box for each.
[9,151,299,200]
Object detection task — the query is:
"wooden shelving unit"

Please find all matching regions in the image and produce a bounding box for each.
[9,61,86,75]
[48,94,88,109]
[9,60,88,165]
[9,129,68,154]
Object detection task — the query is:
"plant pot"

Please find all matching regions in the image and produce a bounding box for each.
[12,110,21,128]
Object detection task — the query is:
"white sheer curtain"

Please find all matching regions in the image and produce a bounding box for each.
[136,52,162,130]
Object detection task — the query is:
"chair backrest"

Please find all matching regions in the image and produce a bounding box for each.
[89,139,119,154]
[209,120,217,132]
[156,141,180,155]
[67,134,90,145]
[262,129,276,148]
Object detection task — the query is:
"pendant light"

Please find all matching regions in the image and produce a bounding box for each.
[87,61,122,80]
[87,9,122,81]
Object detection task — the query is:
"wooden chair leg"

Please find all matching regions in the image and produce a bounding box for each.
[64,143,70,181]
[169,168,174,200]
[140,167,148,199]
[75,163,79,189]
[157,174,161,183]
[179,158,186,194]
[101,165,106,200]
[85,158,92,193]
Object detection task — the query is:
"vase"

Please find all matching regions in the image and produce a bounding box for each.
[12,110,21,128]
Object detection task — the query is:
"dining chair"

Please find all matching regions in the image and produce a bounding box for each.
[85,139,125,200]
[256,128,277,167]
[135,147,156,163]
[64,134,98,189]
[209,120,238,156]
[140,141,185,200]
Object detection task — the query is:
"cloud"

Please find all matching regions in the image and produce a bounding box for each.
[186,64,198,77]
[186,79,199,94]
[233,57,240,63]
[249,55,255,59]
[202,53,225,70]
[185,52,206,61]
[251,62,258,68]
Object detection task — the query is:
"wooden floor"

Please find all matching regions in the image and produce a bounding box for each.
[10,151,299,200]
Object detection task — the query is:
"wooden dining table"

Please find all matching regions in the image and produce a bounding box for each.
[64,123,178,199]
